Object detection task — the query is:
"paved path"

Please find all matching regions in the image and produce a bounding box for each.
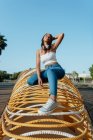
[0,84,13,116]
[79,87,93,126]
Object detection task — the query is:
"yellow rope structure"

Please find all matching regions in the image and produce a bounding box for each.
[0,68,93,140]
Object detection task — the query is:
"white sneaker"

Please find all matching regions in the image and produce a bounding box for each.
[38,98,58,115]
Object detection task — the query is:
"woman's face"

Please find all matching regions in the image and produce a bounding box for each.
[43,34,52,44]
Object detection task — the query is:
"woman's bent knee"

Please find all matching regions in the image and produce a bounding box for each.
[27,78,33,85]
[60,69,65,79]
[27,77,36,85]
[27,73,38,85]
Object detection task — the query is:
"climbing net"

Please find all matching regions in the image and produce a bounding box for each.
[0,68,93,140]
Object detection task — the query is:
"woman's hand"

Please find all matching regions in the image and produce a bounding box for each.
[38,77,43,87]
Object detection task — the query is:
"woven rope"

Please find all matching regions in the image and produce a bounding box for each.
[0,68,93,140]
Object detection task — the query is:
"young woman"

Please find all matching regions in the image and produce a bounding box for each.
[27,33,65,115]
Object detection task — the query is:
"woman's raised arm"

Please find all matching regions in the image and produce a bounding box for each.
[52,33,64,50]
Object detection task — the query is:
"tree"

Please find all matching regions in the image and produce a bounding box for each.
[0,34,7,55]
[82,71,86,84]
[72,71,78,82]
[89,64,93,82]
[11,72,21,80]
[0,70,10,82]
[0,70,21,81]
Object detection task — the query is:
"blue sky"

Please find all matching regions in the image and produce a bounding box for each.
[0,0,93,74]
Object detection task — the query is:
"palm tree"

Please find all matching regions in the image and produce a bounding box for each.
[72,71,78,82]
[0,34,7,55]
[89,64,93,84]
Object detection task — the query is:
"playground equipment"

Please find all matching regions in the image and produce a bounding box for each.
[0,68,93,140]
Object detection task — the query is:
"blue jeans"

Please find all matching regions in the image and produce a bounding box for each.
[27,63,65,96]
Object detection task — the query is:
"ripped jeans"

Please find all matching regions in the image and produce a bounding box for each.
[27,63,65,96]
